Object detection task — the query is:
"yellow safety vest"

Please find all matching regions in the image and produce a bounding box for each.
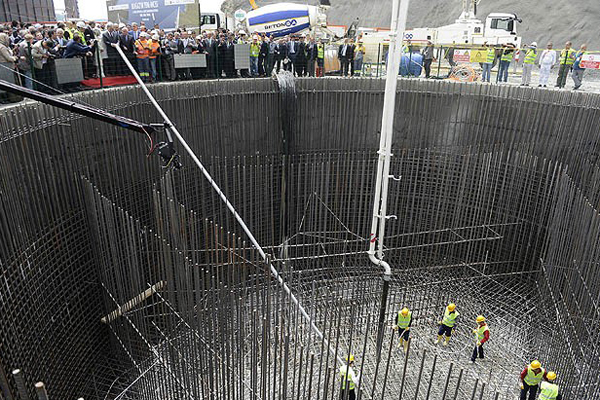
[539,381,559,400]
[501,51,513,62]
[397,311,411,330]
[524,49,537,64]
[476,324,489,341]
[339,365,355,390]
[442,308,459,327]
[560,49,576,65]
[523,367,546,386]
[317,44,324,59]
[486,48,495,63]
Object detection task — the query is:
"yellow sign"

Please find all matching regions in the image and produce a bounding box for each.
[470,50,487,63]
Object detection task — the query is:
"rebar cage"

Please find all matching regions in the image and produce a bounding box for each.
[0,78,599,400]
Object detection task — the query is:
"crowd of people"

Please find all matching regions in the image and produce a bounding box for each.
[0,19,593,96]
[477,40,589,89]
[0,20,339,93]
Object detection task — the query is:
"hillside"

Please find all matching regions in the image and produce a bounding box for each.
[221,0,600,48]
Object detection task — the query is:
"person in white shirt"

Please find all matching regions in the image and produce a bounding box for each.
[538,42,557,87]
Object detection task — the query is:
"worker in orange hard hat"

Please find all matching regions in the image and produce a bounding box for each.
[470,315,489,363]
[393,306,412,352]
[436,303,458,346]
[520,360,549,400]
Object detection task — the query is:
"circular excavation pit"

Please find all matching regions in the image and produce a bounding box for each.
[0,78,599,399]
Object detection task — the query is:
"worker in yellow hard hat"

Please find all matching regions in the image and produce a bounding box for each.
[539,371,562,400]
[436,303,459,346]
[470,315,489,363]
[393,307,412,352]
[520,360,549,400]
[339,354,360,400]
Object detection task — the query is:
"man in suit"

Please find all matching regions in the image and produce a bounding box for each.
[177,31,197,79]
[267,35,277,75]
[275,38,287,73]
[296,35,308,77]
[130,22,140,41]
[102,22,120,75]
[162,32,180,80]
[305,35,318,77]
[338,38,354,77]
[258,34,269,76]
[287,36,298,75]
[203,31,218,78]
[118,27,136,74]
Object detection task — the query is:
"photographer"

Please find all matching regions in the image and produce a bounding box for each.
[31,39,54,92]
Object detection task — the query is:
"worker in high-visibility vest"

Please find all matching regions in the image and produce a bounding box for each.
[470,315,489,363]
[539,371,562,400]
[436,303,458,346]
[520,360,549,400]
[134,32,151,82]
[481,43,496,82]
[250,36,261,77]
[339,354,360,400]
[149,34,161,82]
[498,43,515,83]
[520,42,537,86]
[556,41,576,88]
[316,40,325,77]
[393,307,412,352]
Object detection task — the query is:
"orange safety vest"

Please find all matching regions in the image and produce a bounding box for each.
[149,41,160,59]
[135,39,151,58]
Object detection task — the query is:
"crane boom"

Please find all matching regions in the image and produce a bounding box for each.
[0,79,156,135]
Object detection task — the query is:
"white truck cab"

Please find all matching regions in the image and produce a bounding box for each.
[431,12,521,46]
[200,13,236,31]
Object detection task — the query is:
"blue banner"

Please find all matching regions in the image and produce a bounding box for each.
[107,0,196,30]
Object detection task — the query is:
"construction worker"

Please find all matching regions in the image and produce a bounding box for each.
[134,32,151,82]
[250,36,260,77]
[149,35,161,82]
[436,303,458,346]
[316,39,325,77]
[470,315,489,363]
[520,360,548,400]
[520,42,537,86]
[481,43,495,83]
[339,354,360,400]
[539,371,562,400]
[498,43,514,83]
[393,307,412,352]
[555,41,576,88]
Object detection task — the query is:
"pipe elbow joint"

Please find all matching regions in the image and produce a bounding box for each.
[368,253,392,280]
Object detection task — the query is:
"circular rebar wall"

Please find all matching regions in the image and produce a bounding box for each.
[0,78,599,399]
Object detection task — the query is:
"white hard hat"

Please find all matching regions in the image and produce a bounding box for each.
[34,23,42,29]
[196,35,202,40]
[118,23,125,28]
[152,34,160,40]
[106,22,113,27]
[140,32,149,37]
[530,42,538,47]
[239,30,246,35]
[76,21,86,28]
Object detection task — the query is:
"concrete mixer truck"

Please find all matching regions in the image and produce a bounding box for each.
[202,1,332,37]
[243,2,330,37]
